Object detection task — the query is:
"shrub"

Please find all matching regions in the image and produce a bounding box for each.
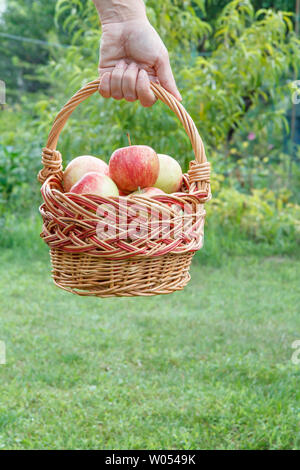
[208,187,300,245]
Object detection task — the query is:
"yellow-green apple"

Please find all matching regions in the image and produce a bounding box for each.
[154,154,183,193]
[130,187,165,197]
[109,145,159,193]
[63,155,109,192]
[70,172,119,197]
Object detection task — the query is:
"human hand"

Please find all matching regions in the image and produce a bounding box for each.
[98,18,182,107]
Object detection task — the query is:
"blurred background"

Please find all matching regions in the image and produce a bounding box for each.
[0,0,299,450]
[0,0,299,253]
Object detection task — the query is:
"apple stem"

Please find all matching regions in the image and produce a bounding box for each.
[138,186,141,193]
[126,132,132,146]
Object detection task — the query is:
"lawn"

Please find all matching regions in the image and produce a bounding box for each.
[0,243,299,450]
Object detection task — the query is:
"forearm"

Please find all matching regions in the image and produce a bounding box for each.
[92,0,146,24]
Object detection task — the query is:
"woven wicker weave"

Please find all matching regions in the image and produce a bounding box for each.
[38,79,211,297]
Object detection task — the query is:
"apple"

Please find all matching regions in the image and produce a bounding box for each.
[154,154,183,193]
[109,145,159,193]
[130,187,165,197]
[70,172,119,197]
[63,155,109,192]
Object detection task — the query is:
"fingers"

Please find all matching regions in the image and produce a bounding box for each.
[122,63,139,102]
[99,72,111,99]
[111,60,127,100]
[99,60,158,107]
[156,51,182,101]
[136,70,157,107]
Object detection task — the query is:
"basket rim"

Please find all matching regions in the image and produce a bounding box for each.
[39,174,207,261]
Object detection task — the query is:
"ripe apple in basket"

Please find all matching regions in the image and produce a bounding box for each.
[154,154,183,194]
[70,172,119,197]
[63,155,109,192]
[130,187,165,197]
[109,145,159,193]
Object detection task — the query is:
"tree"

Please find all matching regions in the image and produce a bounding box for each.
[205,0,296,21]
[36,0,298,171]
[0,0,69,99]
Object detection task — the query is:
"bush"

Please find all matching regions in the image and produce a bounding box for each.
[208,187,300,244]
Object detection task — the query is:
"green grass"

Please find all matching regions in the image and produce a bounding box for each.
[0,235,299,450]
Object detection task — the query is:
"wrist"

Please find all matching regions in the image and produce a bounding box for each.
[94,0,147,25]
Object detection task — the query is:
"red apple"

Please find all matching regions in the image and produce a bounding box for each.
[63,155,109,192]
[70,172,119,197]
[130,187,165,197]
[154,154,183,193]
[109,145,159,193]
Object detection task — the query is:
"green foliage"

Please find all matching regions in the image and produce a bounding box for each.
[0,143,41,217]
[204,0,296,23]
[0,1,299,451]
[0,0,299,252]
[207,187,300,245]
[0,0,297,99]
[43,1,299,162]
[183,3,299,149]
[0,98,45,216]
[0,0,70,99]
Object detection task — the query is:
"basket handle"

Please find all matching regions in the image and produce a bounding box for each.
[39,79,210,195]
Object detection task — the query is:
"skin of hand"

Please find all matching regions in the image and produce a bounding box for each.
[98,18,182,107]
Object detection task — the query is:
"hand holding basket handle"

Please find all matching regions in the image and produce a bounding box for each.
[93,0,182,107]
[38,80,211,297]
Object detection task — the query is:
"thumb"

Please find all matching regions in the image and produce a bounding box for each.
[156,53,182,101]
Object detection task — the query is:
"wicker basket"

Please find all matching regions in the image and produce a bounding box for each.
[38,79,211,297]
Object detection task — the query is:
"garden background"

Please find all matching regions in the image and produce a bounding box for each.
[0,0,299,450]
